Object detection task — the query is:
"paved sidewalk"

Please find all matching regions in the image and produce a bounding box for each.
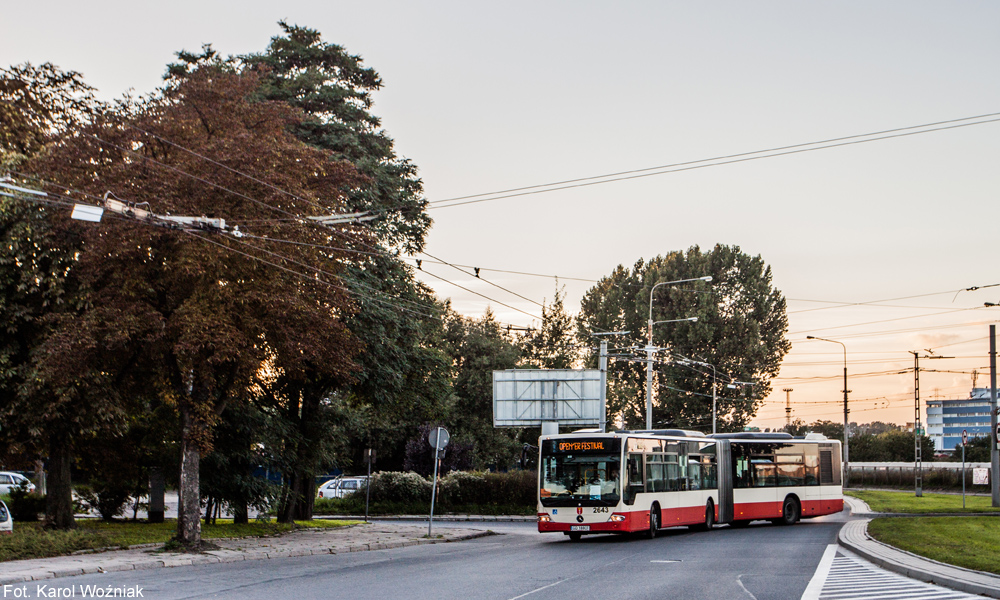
[840,496,1000,598]
[319,514,535,522]
[0,522,492,585]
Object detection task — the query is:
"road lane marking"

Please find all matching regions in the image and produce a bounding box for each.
[801,544,838,600]
[507,579,564,600]
[650,560,681,563]
[737,574,759,600]
[507,554,633,600]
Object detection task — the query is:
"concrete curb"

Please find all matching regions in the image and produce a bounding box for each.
[839,504,1000,598]
[315,515,536,522]
[0,527,494,585]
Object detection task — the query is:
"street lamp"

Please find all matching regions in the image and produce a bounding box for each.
[676,357,718,434]
[806,335,850,485]
[645,276,712,430]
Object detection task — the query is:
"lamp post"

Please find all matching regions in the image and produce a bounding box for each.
[645,276,712,430]
[806,336,850,485]
[677,357,718,434]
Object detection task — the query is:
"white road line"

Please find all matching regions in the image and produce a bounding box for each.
[801,544,838,600]
[810,551,979,600]
[507,579,564,600]
[737,574,759,600]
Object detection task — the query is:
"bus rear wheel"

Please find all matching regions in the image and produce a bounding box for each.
[772,496,800,526]
[648,505,660,539]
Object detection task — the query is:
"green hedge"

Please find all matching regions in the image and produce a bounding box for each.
[314,470,536,516]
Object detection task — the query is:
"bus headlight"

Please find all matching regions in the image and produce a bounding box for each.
[538,514,551,523]
[609,514,626,522]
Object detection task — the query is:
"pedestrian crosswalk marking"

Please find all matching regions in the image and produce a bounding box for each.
[802,549,979,600]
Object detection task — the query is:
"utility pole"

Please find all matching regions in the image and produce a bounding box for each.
[991,325,999,507]
[783,388,794,429]
[910,350,951,497]
[591,331,629,433]
[599,339,608,433]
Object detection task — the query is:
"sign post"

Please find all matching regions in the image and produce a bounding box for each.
[427,427,450,537]
[364,448,375,523]
[962,430,968,509]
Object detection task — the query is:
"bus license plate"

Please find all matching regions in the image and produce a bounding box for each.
[570,525,590,532]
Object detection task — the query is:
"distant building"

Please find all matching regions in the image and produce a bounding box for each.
[926,388,994,452]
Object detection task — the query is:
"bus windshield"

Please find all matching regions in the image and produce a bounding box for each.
[540,438,621,507]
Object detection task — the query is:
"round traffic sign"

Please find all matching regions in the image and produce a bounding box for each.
[962,429,968,446]
[428,427,450,451]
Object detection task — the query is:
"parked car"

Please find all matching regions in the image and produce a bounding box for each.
[316,476,368,499]
[0,499,11,534]
[0,472,35,495]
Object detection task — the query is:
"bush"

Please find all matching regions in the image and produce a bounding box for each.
[7,486,46,522]
[311,470,536,516]
[75,483,134,521]
[367,472,432,504]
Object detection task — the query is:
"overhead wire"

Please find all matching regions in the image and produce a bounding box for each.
[426,112,1000,206]
[425,113,1000,210]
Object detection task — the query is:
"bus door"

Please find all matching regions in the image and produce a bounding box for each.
[715,440,734,523]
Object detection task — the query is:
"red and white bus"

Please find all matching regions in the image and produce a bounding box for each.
[537,429,843,540]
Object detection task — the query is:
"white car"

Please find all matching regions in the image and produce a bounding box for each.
[0,472,35,495]
[0,499,11,534]
[316,477,368,499]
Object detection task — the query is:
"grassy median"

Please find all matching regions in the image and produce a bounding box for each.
[0,519,359,563]
[867,516,1000,575]
[846,489,1000,513]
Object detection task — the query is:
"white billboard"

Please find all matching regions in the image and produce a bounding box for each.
[493,369,602,427]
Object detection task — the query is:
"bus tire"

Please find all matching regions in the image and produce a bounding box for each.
[568,532,582,541]
[648,504,660,539]
[772,496,800,526]
[689,500,715,531]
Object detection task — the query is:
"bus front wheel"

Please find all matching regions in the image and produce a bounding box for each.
[648,505,660,539]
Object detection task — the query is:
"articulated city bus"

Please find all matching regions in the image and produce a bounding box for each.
[537,430,843,540]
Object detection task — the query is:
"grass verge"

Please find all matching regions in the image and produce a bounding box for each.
[0,518,359,563]
[868,516,1000,575]
[846,489,1000,513]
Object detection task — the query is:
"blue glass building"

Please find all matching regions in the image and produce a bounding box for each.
[926,387,994,452]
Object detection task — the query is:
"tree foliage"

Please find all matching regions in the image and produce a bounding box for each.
[16,66,364,540]
[520,285,577,369]
[577,245,790,431]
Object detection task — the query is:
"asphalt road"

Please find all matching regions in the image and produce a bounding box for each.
[8,512,850,600]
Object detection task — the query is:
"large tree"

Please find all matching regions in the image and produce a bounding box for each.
[239,23,450,490]
[0,63,108,528]
[21,66,363,544]
[577,245,790,432]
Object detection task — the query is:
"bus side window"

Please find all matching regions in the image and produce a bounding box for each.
[624,453,643,505]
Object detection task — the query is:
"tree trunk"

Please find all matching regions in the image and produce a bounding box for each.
[147,467,165,524]
[233,499,248,525]
[44,434,75,529]
[176,404,202,546]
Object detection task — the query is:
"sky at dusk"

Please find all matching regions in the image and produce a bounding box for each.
[4,1,999,429]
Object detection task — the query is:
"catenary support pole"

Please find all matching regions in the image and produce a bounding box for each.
[991,325,998,507]
[599,339,608,433]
